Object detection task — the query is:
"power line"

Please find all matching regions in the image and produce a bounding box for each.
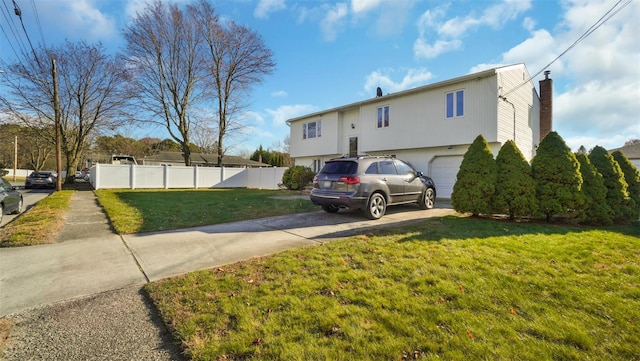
[502,0,633,97]
[0,0,28,61]
[29,0,46,48]
[11,0,42,67]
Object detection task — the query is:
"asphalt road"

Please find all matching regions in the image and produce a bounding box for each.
[0,183,53,228]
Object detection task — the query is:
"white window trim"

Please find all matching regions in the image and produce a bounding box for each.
[303,120,322,140]
[376,105,390,128]
[445,89,465,119]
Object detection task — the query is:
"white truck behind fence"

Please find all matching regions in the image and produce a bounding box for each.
[90,164,287,190]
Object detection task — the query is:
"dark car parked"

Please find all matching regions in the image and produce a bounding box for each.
[25,171,57,189]
[1,177,23,223]
[310,155,436,219]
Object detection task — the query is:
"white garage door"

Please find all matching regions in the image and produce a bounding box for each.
[430,156,463,199]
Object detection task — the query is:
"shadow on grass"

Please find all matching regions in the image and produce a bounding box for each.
[391,215,640,243]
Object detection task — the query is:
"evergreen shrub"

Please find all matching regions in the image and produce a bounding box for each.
[451,135,497,216]
[494,140,537,220]
[589,146,632,222]
[531,132,583,222]
[576,153,613,225]
[282,165,315,191]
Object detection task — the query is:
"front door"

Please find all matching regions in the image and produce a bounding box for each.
[349,137,358,157]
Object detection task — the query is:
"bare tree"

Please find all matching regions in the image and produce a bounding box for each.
[190,0,276,166]
[123,1,205,166]
[0,41,130,183]
[190,121,218,154]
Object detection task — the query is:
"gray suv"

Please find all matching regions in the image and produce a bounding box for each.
[310,156,436,219]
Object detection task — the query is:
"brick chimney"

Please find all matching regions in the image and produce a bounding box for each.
[539,70,553,140]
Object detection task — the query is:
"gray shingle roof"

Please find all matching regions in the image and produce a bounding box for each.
[141,151,270,167]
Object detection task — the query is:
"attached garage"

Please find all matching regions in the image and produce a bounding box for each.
[429,156,463,199]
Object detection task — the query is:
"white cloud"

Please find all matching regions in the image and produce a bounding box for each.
[522,17,536,32]
[555,79,640,150]
[266,104,320,126]
[468,63,506,74]
[416,6,448,37]
[124,0,149,20]
[241,110,266,125]
[254,0,286,19]
[36,0,117,42]
[320,3,349,41]
[500,28,564,78]
[364,68,434,94]
[414,0,531,59]
[69,1,116,39]
[414,38,462,59]
[271,90,288,97]
[351,0,382,14]
[475,0,640,151]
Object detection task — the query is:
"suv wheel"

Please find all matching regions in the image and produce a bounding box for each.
[364,193,386,220]
[418,188,435,209]
[321,204,339,213]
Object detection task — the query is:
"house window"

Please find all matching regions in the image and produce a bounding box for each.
[377,105,390,128]
[303,120,321,139]
[446,90,464,118]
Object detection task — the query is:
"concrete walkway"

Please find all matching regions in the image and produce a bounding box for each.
[0,186,454,317]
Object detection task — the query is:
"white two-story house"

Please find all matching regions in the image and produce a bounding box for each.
[287,63,552,198]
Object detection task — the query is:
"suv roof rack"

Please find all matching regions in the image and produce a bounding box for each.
[330,154,397,161]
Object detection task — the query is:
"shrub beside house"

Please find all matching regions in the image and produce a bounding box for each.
[452,132,639,225]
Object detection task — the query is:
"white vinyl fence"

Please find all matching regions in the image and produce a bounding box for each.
[90,164,287,190]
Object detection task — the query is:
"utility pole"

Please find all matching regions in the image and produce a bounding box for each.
[52,58,62,191]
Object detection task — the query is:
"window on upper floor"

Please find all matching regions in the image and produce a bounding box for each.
[303,120,322,139]
[446,90,464,118]
[377,105,390,128]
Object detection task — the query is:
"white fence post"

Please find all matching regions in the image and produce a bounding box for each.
[94,164,100,189]
[164,165,169,189]
[130,164,135,189]
[194,166,198,189]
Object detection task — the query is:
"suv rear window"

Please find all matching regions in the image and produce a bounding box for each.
[321,161,358,175]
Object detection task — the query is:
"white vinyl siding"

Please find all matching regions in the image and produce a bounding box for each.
[446,90,464,118]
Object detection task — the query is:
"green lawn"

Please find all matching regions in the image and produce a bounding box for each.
[146,216,640,361]
[0,190,72,247]
[95,189,318,234]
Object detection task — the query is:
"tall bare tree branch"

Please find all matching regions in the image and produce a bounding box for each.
[123,1,205,166]
[190,0,276,166]
[0,41,130,182]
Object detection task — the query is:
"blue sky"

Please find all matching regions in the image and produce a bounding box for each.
[1,0,638,155]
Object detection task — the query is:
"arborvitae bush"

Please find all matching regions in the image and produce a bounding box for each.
[494,140,537,220]
[452,134,497,216]
[612,150,640,221]
[589,146,632,222]
[576,153,613,225]
[531,132,583,222]
[282,165,315,191]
